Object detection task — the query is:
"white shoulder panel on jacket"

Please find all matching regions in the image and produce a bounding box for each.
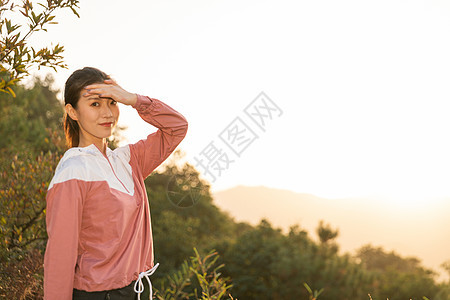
[48,145,134,195]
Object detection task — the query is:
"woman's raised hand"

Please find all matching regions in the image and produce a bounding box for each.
[83,79,137,106]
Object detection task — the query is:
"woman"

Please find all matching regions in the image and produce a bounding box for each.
[43,67,188,300]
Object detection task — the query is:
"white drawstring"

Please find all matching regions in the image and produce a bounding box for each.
[134,263,159,300]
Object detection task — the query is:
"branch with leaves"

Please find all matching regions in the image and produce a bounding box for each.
[0,0,80,97]
[154,248,235,300]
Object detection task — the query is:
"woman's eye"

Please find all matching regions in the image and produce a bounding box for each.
[111,100,117,105]
[91,102,99,107]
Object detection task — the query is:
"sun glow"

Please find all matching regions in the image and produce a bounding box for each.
[370,189,445,213]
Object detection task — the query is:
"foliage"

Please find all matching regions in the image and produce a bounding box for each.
[316,220,339,244]
[303,282,323,300]
[154,248,234,300]
[356,245,441,300]
[0,150,60,255]
[218,219,373,300]
[0,248,44,299]
[0,0,80,97]
[442,260,450,279]
[0,76,65,259]
[435,285,450,300]
[146,160,238,282]
[436,261,450,300]
[0,78,64,299]
[0,75,65,155]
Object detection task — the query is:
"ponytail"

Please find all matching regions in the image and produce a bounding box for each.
[63,113,80,148]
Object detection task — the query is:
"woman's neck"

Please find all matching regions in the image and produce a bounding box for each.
[78,136,107,156]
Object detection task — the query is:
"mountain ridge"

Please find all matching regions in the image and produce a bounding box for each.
[212,185,450,281]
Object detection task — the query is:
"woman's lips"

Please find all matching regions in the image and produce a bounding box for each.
[99,122,113,127]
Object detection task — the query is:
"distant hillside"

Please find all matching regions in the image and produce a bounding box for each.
[212,185,450,281]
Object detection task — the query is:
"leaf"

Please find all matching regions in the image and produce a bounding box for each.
[6,86,16,97]
[70,6,80,18]
[20,8,29,17]
[26,0,33,10]
[303,282,313,294]
[31,11,38,24]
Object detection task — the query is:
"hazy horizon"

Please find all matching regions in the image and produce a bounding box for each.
[211,184,450,282]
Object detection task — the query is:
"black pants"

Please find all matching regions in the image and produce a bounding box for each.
[72,279,151,300]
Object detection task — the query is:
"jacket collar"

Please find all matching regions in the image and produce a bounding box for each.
[70,143,113,158]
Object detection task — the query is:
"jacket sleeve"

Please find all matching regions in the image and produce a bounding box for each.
[44,177,86,300]
[129,94,188,178]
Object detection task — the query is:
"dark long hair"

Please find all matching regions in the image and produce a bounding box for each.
[63,67,109,148]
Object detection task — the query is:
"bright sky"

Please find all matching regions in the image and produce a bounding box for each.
[25,0,450,205]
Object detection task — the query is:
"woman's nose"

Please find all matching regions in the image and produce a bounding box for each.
[101,105,113,118]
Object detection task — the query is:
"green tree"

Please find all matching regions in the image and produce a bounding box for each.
[0,0,79,97]
[0,77,65,299]
[316,220,339,244]
[439,260,450,300]
[146,159,238,283]
[219,219,373,300]
[356,244,440,300]
[219,219,286,299]
[0,75,65,155]
[0,77,65,255]
[441,260,450,280]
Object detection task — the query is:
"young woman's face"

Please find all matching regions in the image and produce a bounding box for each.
[68,92,120,144]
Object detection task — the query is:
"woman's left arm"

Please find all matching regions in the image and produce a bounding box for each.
[128,95,188,178]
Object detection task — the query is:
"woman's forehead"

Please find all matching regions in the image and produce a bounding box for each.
[82,95,114,101]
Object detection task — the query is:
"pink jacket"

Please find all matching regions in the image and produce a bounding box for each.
[43,95,188,299]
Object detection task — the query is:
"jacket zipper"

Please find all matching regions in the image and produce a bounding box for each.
[104,154,130,194]
[92,144,131,194]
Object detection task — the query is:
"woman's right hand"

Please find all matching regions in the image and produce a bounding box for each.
[83,79,138,106]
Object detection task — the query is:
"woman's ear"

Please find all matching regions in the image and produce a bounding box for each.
[65,104,78,121]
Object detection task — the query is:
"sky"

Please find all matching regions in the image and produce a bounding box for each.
[23,0,450,208]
